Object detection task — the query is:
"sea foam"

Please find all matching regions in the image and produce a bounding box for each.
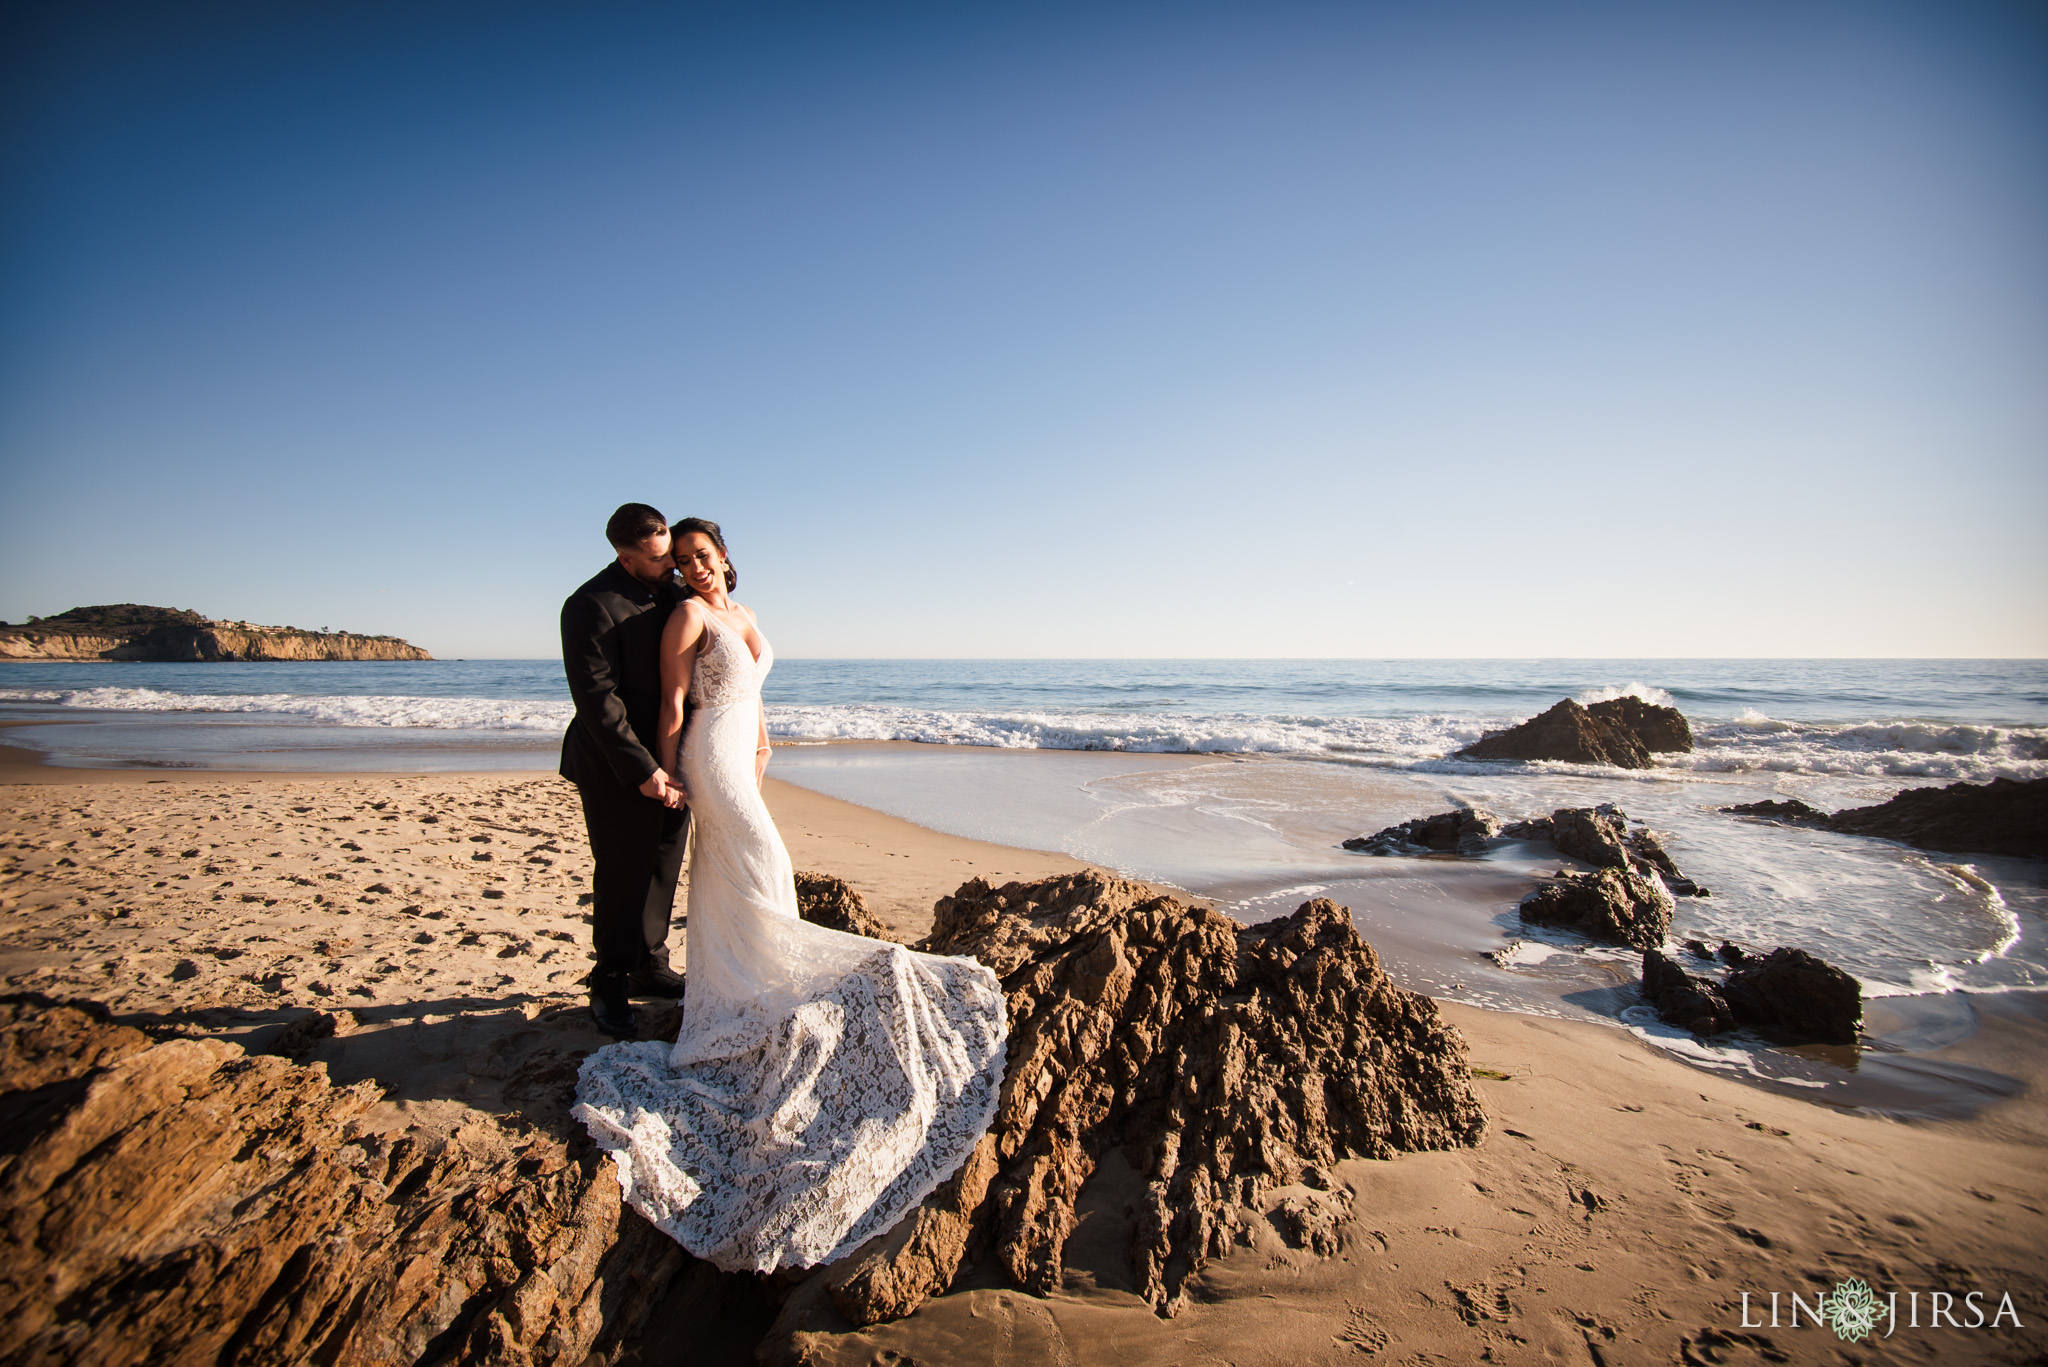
[4,685,2042,782]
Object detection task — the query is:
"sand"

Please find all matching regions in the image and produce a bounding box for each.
[3,755,2044,1363]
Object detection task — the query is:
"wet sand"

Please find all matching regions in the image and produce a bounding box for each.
[3,755,2044,1361]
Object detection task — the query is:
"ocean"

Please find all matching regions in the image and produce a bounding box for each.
[5,657,2044,1086]
[3,657,2043,780]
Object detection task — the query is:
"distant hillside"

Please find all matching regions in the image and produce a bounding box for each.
[0,604,432,662]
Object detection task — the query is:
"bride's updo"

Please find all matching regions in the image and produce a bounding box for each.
[671,516,736,595]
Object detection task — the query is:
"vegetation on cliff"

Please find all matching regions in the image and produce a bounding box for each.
[0,604,431,662]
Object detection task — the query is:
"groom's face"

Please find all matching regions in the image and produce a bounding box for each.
[617,531,675,588]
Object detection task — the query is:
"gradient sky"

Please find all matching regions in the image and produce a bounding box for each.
[3,0,2044,659]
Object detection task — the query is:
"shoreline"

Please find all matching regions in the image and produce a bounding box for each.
[3,749,2040,1093]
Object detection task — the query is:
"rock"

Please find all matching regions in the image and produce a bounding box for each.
[1727,780,2047,861]
[1825,777,2047,862]
[1503,805,1708,896]
[1518,867,1674,950]
[0,995,692,1365]
[1270,1185,1355,1256]
[1622,828,1709,897]
[262,1008,358,1060]
[822,1135,998,1326]
[1722,798,1830,826]
[1456,699,1651,769]
[1549,804,1632,868]
[1585,696,1694,753]
[1717,941,1753,967]
[1640,950,1734,1036]
[1342,808,1501,856]
[769,872,1486,1344]
[1720,948,1863,1045]
[795,871,892,940]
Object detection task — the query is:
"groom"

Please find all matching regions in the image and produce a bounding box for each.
[561,502,689,1037]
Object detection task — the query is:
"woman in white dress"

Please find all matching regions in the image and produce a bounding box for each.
[572,518,1008,1274]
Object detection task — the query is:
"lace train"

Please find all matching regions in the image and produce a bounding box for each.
[572,616,1007,1273]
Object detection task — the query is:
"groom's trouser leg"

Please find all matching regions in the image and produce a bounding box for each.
[577,780,689,987]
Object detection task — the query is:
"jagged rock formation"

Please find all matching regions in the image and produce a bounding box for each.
[794,871,894,940]
[1343,807,1501,856]
[1726,779,2046,861]
[1503,804,1709,897]
[1826,777,2046,861]
[1637,946,1862,1044]
[1518,866,1673,950]
[1586,696,1694,753]
[1721,947,1863,1045]
[1457,696,1693,769]
[1722,798,1830,825]
[1640,950,1734,1036]
[0,995,694,1365]
[767,871,1486,1357]
[0,604,430,662]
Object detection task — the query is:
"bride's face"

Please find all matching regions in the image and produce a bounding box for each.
[674,532,728,597]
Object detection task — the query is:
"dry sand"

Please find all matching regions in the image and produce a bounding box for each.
[2,754,2044,1364]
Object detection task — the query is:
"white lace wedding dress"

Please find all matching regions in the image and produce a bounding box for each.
[572,612,1008,1273]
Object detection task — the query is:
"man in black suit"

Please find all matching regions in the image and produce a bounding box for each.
[561,502,689,1037]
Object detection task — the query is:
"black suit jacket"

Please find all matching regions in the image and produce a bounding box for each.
[560,561,682,790]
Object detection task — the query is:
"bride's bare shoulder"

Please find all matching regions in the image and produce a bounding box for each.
[665,598,711,644]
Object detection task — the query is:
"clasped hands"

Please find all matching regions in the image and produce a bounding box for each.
[640,768,690,810]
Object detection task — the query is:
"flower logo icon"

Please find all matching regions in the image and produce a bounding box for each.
[1824,1278,1882,1343]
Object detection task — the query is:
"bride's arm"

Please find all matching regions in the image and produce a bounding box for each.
[755,699,770,788]
[658,604,703,799]
[748,606,770,788]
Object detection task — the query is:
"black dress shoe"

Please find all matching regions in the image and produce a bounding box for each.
[589,987,638,1038]
[628,962,687,999]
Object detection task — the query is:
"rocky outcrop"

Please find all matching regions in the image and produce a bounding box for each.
[767,871,1486,1353]
[1500,804,1708,896]
[1640,950,1734,1036]
[1726,780,2046,861]
[1586,696,1694,752]
[1460,699,1650,768]
[1637,946,1862,1044]
[1722,798,1830,825]
[0,995,690,1365]
[1826,777,2047,861]
[795,871,893,940]
[1343,808,1500,856]
[1458,696,1693,769]
[1518,866,1673,949]
[1721,948,1863,1046]
[0,604,431,662]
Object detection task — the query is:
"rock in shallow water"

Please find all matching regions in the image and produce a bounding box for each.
[1502,804,1709,897]
[1726,779,2046,861]
[1825,777,2047,862]
[1342,808,1501,856]
[1518,866,1674,950]
[1460,698,1650,768]
[770,870,1487,1353]
[1640,950,1735,1036]
[1721,947,1863,1046]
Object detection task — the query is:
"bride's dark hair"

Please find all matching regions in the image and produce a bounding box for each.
[671,517,736,595]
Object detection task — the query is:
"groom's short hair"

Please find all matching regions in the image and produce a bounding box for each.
[605,503,668,549]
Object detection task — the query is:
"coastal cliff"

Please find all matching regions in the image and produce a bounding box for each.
[0,604,431,662]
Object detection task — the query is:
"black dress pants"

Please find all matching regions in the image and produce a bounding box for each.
[576,779,689,990]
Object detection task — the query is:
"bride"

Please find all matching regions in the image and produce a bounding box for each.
[572,517,1008,1274]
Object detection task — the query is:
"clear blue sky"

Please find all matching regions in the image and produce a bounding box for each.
[3,0,2043,658]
